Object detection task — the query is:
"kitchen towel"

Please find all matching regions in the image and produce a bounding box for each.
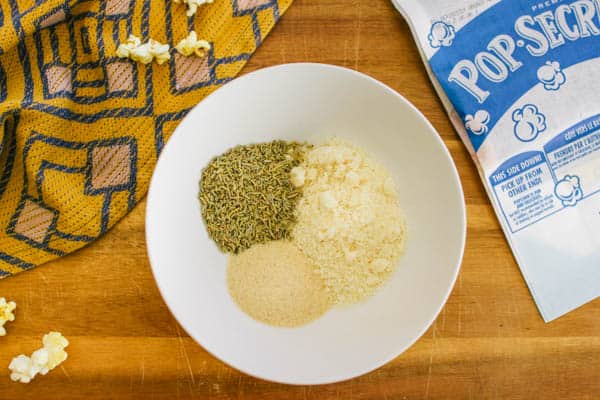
[0,0,291,276]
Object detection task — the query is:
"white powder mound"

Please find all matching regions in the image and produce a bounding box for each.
[227,241,331,327]
[291,138,407,305]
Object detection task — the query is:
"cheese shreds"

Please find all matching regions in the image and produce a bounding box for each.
[292,138,407,305]
[227,241,331,327]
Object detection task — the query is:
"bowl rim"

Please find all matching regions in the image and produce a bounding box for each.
[145,62,467,385]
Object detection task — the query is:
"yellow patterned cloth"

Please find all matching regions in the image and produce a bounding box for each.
[0,0,291,277]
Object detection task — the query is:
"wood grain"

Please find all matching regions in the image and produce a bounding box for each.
[0,0,599,398]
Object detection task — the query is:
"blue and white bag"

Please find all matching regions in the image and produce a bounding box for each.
[391,0,600,321]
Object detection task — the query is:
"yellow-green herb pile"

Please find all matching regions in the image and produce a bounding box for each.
[199,140,310,253]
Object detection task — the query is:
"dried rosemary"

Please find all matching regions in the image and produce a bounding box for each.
[199,140,310,254]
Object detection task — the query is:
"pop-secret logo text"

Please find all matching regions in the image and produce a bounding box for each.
[449,0,600,103]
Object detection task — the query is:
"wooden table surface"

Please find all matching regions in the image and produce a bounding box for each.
[1,0,599,398]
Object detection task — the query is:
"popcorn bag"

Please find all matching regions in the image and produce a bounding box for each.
[391,0,600,321]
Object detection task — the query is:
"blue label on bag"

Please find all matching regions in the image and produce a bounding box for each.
[489,151,559,232]
[489,115,600,232]
[429,0,600,151]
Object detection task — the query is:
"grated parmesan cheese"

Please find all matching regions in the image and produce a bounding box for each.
[292,138,407,305]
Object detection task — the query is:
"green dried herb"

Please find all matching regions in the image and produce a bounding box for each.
[199,140,310,254]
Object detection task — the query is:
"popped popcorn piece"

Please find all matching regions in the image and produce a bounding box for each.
[43,331,69,350]
[31,348,50,375]
[42,332,69,370]
[175,31,211,57]
[116,35,170,65]
[128,42,154,65]
[8,332,69,383]
[174,0,214,17]
[9,355,37,383]
[0,297,16,336]
[116,34,142,59]
[148,39,171,65]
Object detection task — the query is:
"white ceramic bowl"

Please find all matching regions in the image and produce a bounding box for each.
[146,63,466,385]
